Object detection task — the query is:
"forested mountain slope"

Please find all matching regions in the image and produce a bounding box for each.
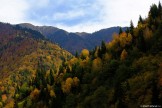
[19,23,126,54]
[0,3,162,108]
[0,22,72,107]
[54,3,162,107]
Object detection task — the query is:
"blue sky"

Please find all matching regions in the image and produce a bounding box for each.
[0,0,161,33]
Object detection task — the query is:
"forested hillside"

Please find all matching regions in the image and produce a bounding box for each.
[0,3,162,108]
[0,22,72,107]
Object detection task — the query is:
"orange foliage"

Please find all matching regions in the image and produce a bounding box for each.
[2,94,7,103]
[4,100,15,108]
[107,32,132,50]
[119,32,132,47]
[120,49,128,60]
[30,88,40,100]
[107,35,119,49]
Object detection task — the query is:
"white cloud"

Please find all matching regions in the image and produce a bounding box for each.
[0,0,29,24]
[56,22,107,33]
[0,0,161,33]
[57,0,161,33]
[28,0,50,8]
[53,10,85,21]
[98,0,160,27]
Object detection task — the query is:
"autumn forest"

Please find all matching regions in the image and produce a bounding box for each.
[0,3,162,108]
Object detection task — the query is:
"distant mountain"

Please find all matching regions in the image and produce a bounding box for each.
[0,3,162,108]
[18,23,127,54]
[18,23,60,37]
[75,32,90,38]
[0,22,72,79]
[85,27,128,46]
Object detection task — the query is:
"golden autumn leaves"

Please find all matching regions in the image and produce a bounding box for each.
[107,32,132,60]
[120,49,128,61]
[62,77,79,93]
[108,32,132,49]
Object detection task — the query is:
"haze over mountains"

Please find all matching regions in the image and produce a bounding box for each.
[18,23,127,54]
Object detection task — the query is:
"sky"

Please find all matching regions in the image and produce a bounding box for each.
[0,0,161,33]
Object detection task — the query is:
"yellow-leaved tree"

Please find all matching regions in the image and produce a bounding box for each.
[143,27,153,40]
[80,49,89,59]
[50,90,56,98]
[92,57,102,72]
[2,94,7,103]
[107,33,119,49]
[119,32,132,48]
[62,77,73,93]
[30,88,40,100]
[120,49,128,61]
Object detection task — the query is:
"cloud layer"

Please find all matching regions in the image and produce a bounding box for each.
[0,0,29,23]
[0,0,161,32]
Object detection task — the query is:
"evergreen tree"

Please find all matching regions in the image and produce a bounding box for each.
[138,15,143,24]
[97,47,102,58]
[75,51,79,58]
[101,41,107,55]
[158,1,162,12]
[130,20,134,35]
[137,29,146,52]
[149,4,158,19]
[158,1,162,18]
[130,20,134,30]
[48,69,54,85]
[125,27,130,33]
[119,27,123,34]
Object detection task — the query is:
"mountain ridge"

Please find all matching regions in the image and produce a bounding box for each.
[0,2,162,108]
[18,23,127,54]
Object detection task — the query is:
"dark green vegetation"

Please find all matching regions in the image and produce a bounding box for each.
[0,3,162,108]
[18,23,127,54]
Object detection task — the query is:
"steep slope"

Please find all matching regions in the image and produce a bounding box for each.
[5,3,162,108]
[18,23,126,54]
[19,23,92,54]
[51,3,162,107]
[0,22,72,79]
[0,22,72,107]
